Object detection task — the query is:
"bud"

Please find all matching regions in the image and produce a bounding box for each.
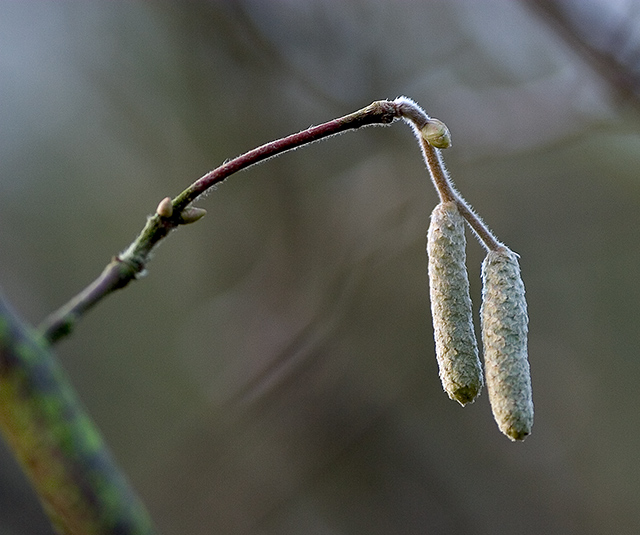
[156,197,173,218]
[178,207,207,225]
[427,202,482,405]
[481,248,533,441]
[421,118,452,149]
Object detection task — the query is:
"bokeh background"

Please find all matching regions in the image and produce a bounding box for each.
[1,1,640,533]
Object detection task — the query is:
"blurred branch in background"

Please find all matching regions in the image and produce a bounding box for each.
[0,295,156,534]
[524,0,640,106]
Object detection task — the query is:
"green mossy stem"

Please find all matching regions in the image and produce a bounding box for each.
[0,295,157,534]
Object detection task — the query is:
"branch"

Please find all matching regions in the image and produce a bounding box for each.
[0,294,157,534]
[38,97,498,344]
[0,97,531,535]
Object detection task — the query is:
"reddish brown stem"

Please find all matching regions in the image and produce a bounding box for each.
[39,100,401,343]
[173,100,400,211]
[38,97,503,344]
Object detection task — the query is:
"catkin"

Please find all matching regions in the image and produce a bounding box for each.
[427,201,482,405]
[481,248,533,441]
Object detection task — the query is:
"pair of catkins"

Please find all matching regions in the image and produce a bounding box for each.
[407,104,533,441]
[428,202,532,441]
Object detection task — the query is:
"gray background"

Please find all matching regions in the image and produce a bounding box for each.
[1,1,639,533]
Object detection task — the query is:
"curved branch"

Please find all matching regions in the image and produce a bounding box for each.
[38,100,401,343]
[38,97,501,343]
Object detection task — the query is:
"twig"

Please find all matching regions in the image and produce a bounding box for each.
[38,97,499,344]
[2,97,529,535]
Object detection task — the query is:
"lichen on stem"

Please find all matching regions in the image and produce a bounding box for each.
[0,294,157,534]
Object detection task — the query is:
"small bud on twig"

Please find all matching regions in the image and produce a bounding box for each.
[156,197,173,218]
[178,207,207,225]
[427,202,482,405]
[421,118,452,149]
[481,248,533,441]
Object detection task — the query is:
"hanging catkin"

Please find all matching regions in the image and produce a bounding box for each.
[481,247,533,441]
[427,201,482,405]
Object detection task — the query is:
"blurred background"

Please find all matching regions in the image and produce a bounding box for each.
[1,1,639,533]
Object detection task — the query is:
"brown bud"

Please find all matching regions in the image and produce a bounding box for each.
[427,202,482,405]
[481,247,533,441]
[156,197,173,218]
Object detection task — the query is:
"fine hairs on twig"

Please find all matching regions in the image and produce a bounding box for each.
[37,97,532,440]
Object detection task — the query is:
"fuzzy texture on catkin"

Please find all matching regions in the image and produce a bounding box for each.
[481,248,533,441]
[427,202,482,405]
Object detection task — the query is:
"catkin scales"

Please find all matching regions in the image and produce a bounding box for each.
[481,248,533,440]
[427,202,483,405]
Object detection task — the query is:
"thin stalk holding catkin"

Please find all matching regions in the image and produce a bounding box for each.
[481,247,533,441]
[394,97,502,252]
[427,202,482,405]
